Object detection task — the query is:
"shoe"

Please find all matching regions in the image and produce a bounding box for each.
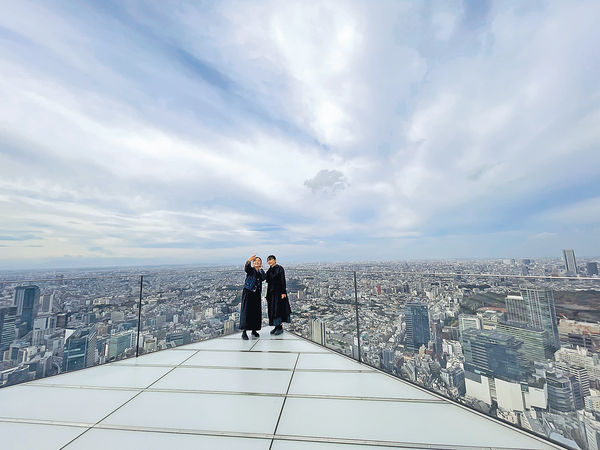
[274,327,283,335]
[241,331,249,340]
[270,327,277,335]
[251,330,259,338]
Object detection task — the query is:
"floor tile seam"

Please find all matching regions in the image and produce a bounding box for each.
[17,384,448,402]
[111,362,374,373]
[0,416,93,428]
[272,434,514,449]
[92,423,274,440]
[178,365,293,371]
[26,383,146,392]
[270,353,300,450]
[181,348,326,354]
[288,332,561,449]
[16,383,141,393]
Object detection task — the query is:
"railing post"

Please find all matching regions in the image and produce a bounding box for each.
[354,271,362,363]
[136,275,143,357]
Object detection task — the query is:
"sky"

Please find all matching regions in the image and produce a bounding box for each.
[1,0,599,269]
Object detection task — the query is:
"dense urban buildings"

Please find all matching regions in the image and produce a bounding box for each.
[0,254,599,448]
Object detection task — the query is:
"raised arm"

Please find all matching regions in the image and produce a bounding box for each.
[245,254,256,275]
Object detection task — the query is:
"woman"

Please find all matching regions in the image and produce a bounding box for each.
[240,254,266,340]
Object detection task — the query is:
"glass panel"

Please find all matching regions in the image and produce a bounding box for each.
[138,268,241,356]
[287,268,358,357]
[354,266,600,450]
[0,274,140,388]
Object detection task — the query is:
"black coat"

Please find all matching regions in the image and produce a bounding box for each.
[240,261,265,330]
[265,264,291,325]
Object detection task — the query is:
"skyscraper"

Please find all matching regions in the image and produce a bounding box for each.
[496,321,553,369]
[13,285,40,336]
[461,328,524,381]
[0,306,17,351]
[505,295,529,325]
[587,262,599,276]
[562,249,577,275]
[404,302,430,353]
[62,325,97,372]
[311,318,326,345]
[520,287,560,351]
[546,370,575,413]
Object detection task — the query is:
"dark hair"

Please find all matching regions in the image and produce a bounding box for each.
[255,257,262,263]
[267,255,276,261]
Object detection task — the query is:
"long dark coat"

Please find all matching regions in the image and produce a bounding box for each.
[240,261,265,330]
[265,264,291,325]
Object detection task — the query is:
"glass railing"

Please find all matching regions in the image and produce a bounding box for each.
[286,268,600,450]
[1,265,599,448]
[0,269,241,387]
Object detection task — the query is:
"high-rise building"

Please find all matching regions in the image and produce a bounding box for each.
[311,318,326,345]
[105,331,135,360]
[461,328,524,381]
[404,302,430,353]
[432,319,443,359]
[0,306,17,351]
[224,319,235,334]
[520,287,560,351]
[62,325,97,372]
[13,285,40,335]
[562,249,577,275]
[382,349,395,372]
[458,314,481,336]
[496,321,553,370]
[546,370,575,412]
[554,364,590,410]
[39,293,54,314]
[587,262,599,276]
[505,295,529,325]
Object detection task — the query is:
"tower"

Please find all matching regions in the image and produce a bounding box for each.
[13,285,40,336]
[562,249,577,275]
[520,287,560,351]
[404,302,430,353]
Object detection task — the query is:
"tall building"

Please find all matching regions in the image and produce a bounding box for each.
[432,319,443,359]
[458,314,481,336]
[62,325,97,372]
[311,318,326,345]
[587,262,599,276]
[0,306,17,351]
[461,328,524,381]
[546,370,575,413]
[520,287,560,351]
[13,285,40,335]
[224,319,235,334]
[105,331,135,360]
[496,321,552,369]
[404,302,430,353]
[39,293,54,314]
[562,249,577,275]
[505,295,528,325]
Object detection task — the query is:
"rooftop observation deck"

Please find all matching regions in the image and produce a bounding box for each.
[0,328,559,450]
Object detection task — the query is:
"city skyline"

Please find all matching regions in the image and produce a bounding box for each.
[1,1,600,268]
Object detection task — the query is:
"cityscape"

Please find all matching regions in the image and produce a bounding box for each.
[1,250,599,449]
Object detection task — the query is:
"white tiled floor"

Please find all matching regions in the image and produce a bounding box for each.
[151,366,293,394]
[0,328,559,449]
[0,421,86,450]
[31,365,172,389]
[182,349,298,369]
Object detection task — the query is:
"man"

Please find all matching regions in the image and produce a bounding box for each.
[265,255,291,335]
